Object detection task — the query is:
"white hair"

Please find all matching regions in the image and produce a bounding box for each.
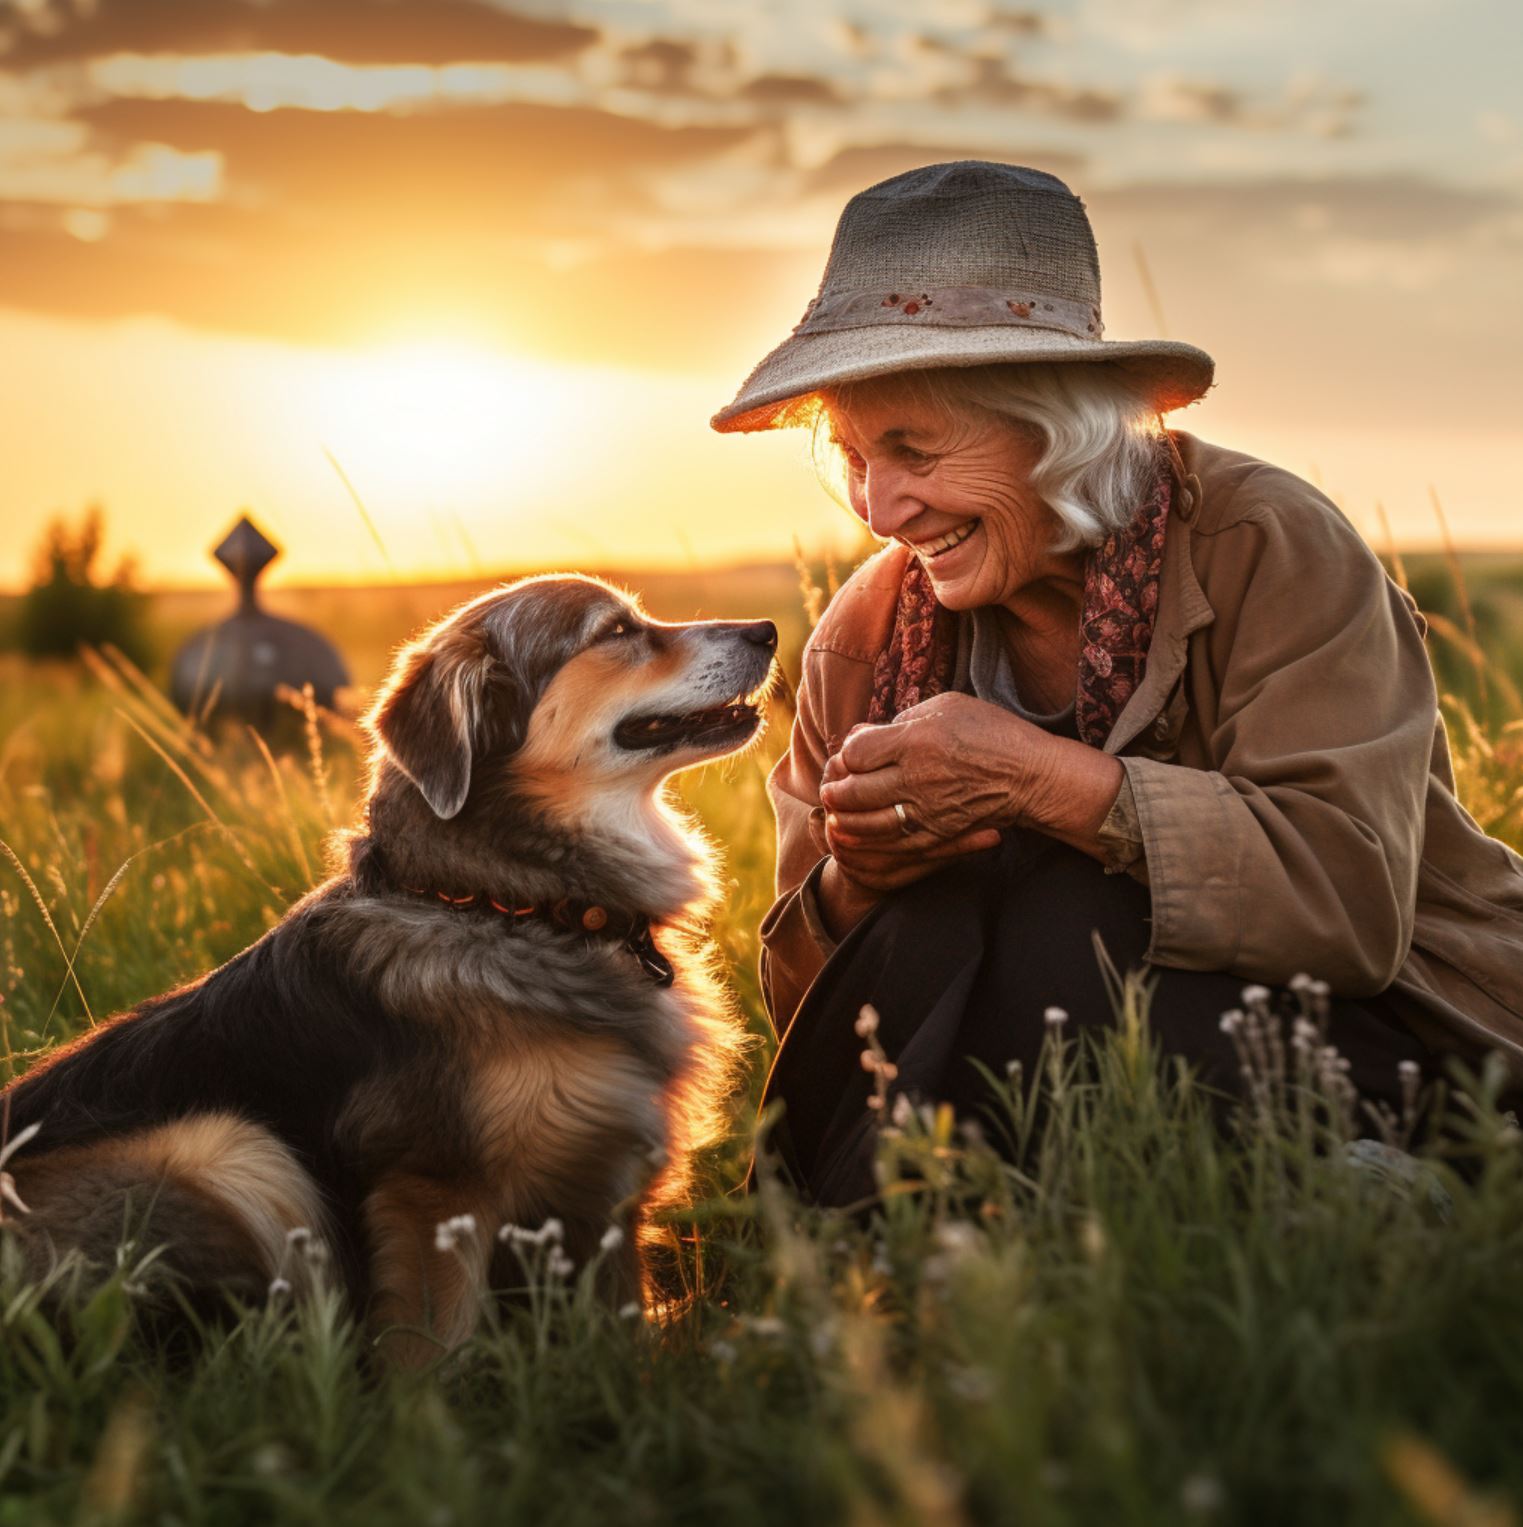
[815,362,1165,553]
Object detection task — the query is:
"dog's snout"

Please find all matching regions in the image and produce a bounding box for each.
[738,620,778,651]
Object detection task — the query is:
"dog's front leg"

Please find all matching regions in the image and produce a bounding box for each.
[362,1173,492,1369]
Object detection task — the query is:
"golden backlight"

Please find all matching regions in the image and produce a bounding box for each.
[311,339,572,506]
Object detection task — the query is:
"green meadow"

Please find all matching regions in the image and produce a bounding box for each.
[0,555,1521,1526]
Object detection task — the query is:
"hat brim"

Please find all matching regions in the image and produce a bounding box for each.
[710,322,1215,433]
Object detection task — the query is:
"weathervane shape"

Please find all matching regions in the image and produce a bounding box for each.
[215,515,278,610]
[170,513,350,727]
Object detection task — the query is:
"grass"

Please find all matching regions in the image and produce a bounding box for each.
[0,566,1521,1526]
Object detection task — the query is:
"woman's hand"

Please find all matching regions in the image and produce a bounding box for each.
[814,766,999,940]
[810,695,1014,939]
[818,692,1126,895]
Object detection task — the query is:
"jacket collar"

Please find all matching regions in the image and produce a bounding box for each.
[1101,429,1215,755]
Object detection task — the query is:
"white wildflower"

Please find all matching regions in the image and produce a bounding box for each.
[268,1276,292,1300]
[890,1093,914,1129]
[250,1443,293,1478]
[854,1004,880,1037]
[599,1225,624,1253]
[434,1214,477,1252]
[1218,1009,1243,1035]
[946,1366,994,1404]
[710,1339,737,1365]
[933,1221,979,1257]
[546,1247,574,1279]
[1240,984,1271,1009]
[1397,1059,1420,1080]
[1043,1006,1069,1028]
[1079,1215,1107,1263]
[1180,1473,1224,1514]
[618,1301,643,1321]
[502,1221,563,1248]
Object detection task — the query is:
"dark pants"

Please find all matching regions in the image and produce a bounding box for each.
[760,832,1440,1206]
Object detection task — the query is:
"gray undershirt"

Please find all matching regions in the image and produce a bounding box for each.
[953,607,1077,734]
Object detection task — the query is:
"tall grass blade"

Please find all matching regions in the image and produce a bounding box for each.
[0,836,94,1026]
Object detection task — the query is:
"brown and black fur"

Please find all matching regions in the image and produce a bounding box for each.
[0,575,776,1364]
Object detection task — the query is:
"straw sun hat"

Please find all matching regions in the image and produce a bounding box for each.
[710,161,1215,433]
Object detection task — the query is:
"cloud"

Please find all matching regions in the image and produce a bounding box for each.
[0,0,599,68]
[0,127,221,204]
[942,58,1124,122]
[1091,173,1519,247]
[988,9,1048,35]
[739,73,845,107]
[802,139,1084,196]
[1138,74,1365,138]
[616,37,702,93]
[0,0,1508,406]
[76,52,586,115]
[0,198,823,373]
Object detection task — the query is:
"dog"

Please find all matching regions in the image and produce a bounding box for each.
[0,575,777,1364]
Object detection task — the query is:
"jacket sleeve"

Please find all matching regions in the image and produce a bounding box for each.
[758,644,853,1036]
[1124,491,1435,995]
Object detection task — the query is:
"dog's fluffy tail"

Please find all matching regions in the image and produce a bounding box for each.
[4,1113,328,1298]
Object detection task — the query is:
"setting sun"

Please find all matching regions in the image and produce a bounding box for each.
[306,339,576,507]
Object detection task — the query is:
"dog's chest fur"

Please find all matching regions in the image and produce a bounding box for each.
[329,896,701,1226]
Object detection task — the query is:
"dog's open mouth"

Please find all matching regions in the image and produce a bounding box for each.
[614,700,761,752]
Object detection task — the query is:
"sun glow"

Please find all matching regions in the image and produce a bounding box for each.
[307,339,579,509]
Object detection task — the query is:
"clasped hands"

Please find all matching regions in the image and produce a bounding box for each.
[818,691,1059,897]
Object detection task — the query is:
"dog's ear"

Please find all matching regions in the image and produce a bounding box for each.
[365,630,494,819]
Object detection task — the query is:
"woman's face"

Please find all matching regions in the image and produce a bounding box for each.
[827,379,1069,612]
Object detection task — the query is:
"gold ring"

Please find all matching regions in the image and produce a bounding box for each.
[893,802,911,834]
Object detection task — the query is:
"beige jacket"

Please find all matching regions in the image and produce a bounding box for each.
[761,430,1523,1079]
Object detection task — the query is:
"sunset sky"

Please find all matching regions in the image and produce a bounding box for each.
[2,0,1519,589]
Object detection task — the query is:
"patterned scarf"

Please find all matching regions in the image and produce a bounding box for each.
[867,447,1173,746]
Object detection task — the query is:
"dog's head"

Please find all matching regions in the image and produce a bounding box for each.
[364,575,777,820]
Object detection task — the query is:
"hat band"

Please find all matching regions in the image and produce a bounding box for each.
[795,285,1103,341]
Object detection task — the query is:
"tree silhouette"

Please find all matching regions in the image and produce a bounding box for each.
[17,507,150,664]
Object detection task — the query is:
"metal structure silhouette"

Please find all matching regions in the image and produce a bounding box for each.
[170,515,349,727]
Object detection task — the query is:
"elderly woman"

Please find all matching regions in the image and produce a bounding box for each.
[711,162,1523,1205]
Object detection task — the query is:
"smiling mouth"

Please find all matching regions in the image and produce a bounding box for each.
[909,519,978,559]
[614,699,761,753]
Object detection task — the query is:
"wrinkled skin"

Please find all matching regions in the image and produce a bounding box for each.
[815,379,1124,936]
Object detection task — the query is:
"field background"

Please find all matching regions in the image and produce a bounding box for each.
[0,550,1521,1525]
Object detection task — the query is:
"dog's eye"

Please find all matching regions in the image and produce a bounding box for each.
[597,619,635,643]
